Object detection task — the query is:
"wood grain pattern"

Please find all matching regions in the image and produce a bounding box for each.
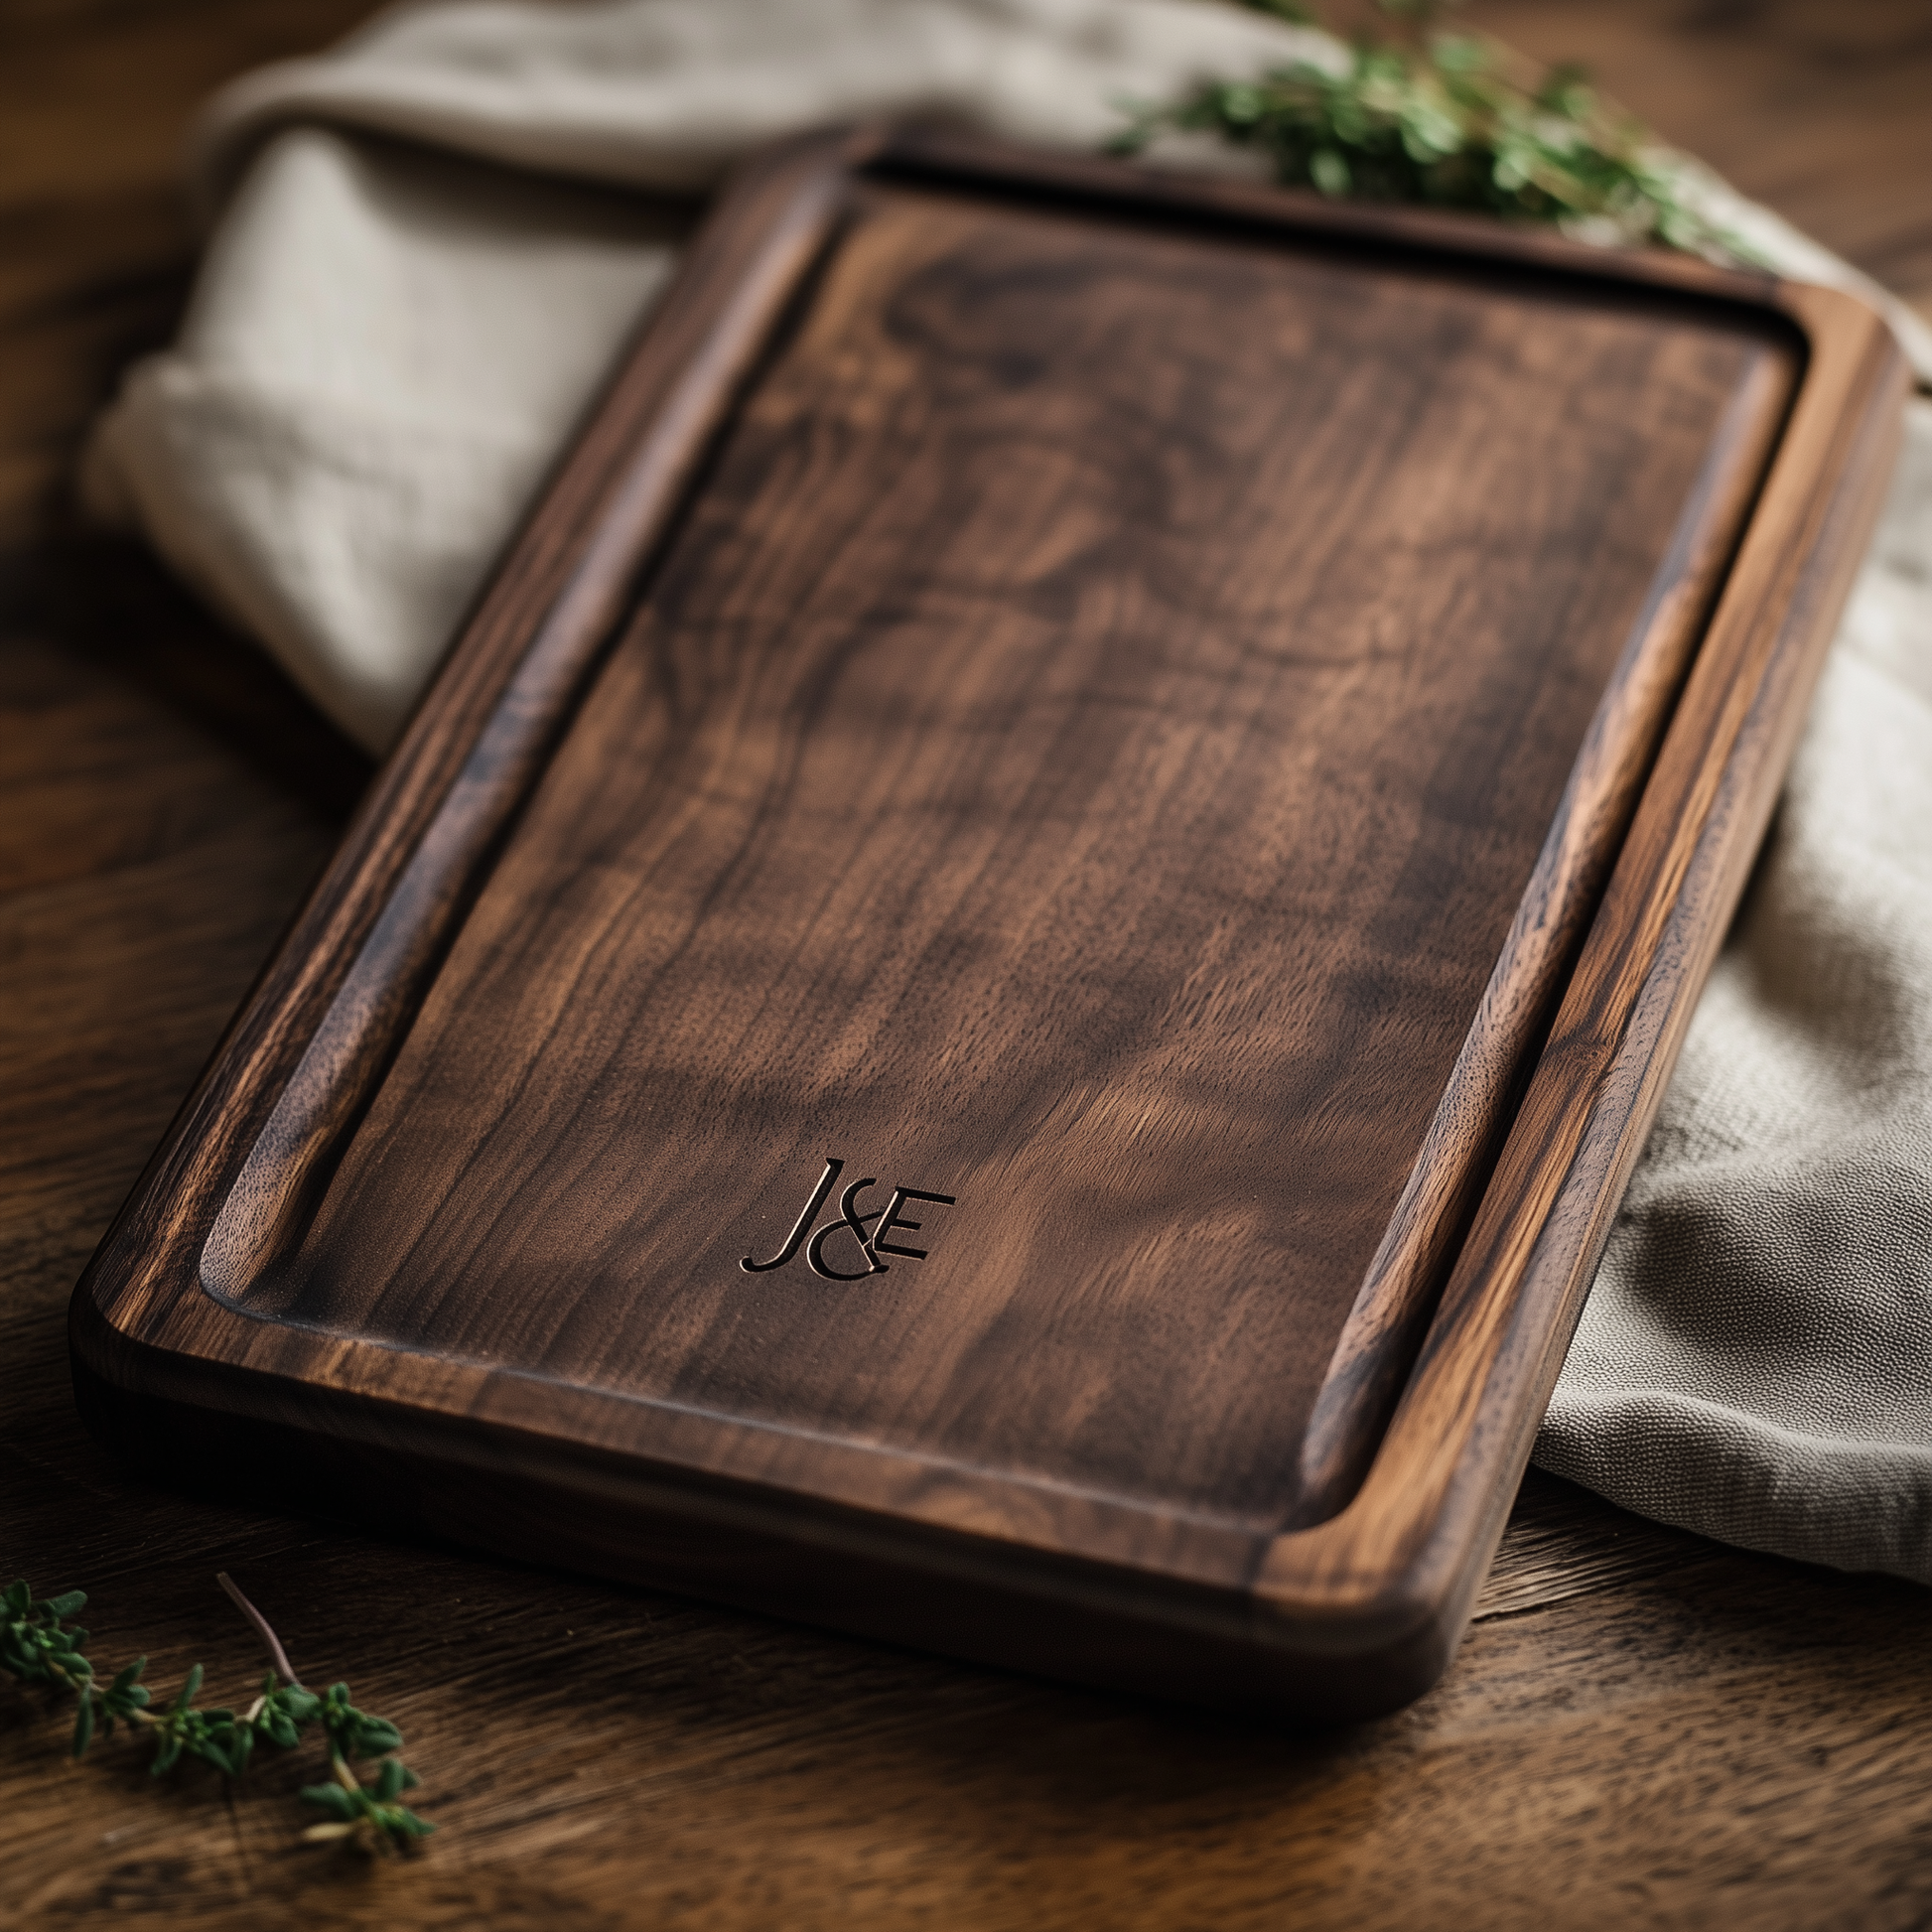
[7,0,1932,1919]
[223,185,1790,1531]
[68,127,1906,1720]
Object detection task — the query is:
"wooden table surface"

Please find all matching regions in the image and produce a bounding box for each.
[3,3,1929,1926]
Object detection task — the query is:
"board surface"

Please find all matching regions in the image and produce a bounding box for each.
[71,126,1908,1719]
[225,190,1779,1524]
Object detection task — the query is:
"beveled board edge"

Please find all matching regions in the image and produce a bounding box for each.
[1252,274,1907,1683]
[1292,340,1794,1523]
[69,126,1910,1718]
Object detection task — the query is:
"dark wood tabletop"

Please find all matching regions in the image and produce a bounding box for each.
[4,2,1930,1926]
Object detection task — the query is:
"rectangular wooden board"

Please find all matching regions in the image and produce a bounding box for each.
[70,125,1908,1720]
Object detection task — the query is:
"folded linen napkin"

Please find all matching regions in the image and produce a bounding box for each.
[82,0,1932,1585]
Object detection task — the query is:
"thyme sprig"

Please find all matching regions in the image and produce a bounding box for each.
[1113,0,1762,265]
[1,1570,433,1853]
[1,1580,152,1757]
[298,1677,432,1851]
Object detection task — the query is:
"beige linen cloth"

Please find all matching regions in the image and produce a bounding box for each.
[84,0,1932,1584]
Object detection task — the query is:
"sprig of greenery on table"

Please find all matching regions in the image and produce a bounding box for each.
[1112,0,1763,265]
[1,1573,432,1853]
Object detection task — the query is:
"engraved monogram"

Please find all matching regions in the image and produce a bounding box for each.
[741,1157,957,1281]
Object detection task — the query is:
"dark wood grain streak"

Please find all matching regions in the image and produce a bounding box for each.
[69,129,1907,1722]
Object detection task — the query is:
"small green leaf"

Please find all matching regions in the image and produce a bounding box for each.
[301,1783,357,1821]
[1310,148,1351,195]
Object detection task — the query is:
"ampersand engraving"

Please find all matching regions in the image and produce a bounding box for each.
[741,1157,957,1280]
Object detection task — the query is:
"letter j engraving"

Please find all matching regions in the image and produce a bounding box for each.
[740,1157,843,1273]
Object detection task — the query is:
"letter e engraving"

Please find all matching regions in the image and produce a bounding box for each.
[872,1187,957,1261]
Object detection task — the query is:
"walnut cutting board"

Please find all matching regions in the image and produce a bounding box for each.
[70,126,1907,1720]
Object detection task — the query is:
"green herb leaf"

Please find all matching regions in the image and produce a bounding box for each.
[1112,0,1766,266]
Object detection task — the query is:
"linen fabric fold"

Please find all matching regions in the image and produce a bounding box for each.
[81,0,1932,1586]
[84,0,1340,752]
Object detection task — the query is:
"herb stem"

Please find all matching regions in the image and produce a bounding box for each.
[216,1573,298,1685]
